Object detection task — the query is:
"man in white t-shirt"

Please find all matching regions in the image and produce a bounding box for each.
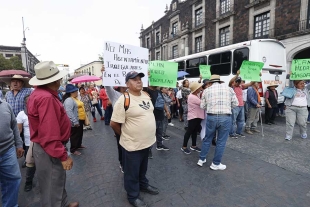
[110,71,159,207]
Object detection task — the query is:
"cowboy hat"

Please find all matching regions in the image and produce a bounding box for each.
[189,82,203,93]
[29,61,68,86]
[209,74,224,83]
[0,75,31,88]
[267,84,278,89]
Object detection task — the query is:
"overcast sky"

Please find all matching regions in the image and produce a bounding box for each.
[0,0,171,71]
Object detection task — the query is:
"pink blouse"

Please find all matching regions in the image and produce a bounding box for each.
[187,94,205,120]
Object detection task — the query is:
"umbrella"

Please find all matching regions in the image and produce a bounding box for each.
[71,75,101,83]
[177,71,189,78]
[0,70,31,78]
[68,73,84,81]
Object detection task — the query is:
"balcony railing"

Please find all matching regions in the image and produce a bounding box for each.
[213,4,235,22]
[248,28,275,40]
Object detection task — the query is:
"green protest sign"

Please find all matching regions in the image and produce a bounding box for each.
[199,65,211,79]
[239,60,263,81]
[149,61,178,88]
[290,59,310,80]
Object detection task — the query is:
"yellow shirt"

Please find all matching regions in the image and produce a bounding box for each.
[73,98,86,120]
[111,92,156,151]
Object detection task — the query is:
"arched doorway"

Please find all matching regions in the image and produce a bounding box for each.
[294,47,310,59]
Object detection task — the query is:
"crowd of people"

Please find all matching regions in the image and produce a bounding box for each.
[0,61,309,207]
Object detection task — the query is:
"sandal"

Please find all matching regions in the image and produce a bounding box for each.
[72,151,81,155]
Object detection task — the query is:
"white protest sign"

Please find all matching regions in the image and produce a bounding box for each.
[103,41,149,86]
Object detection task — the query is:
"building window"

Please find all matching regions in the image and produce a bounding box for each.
[254,12,270,38]
[5,54,13,58]
[195,36,202,53]
[172,45,178,59]
[307,1,310,29]
[172,22,178,36]
[156,52,160,60]
[219,26,230,47]
[195,8,203,27]
[220,0,231,15]
[172,2,177,11]
[146,37,150,48]
[156,32,160,45]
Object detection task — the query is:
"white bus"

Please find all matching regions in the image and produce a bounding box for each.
[169,39,287,106]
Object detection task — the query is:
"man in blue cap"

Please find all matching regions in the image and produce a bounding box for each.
[110,71,159,207]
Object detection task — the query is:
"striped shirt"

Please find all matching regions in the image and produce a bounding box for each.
[5,88,32,117]
[200,82,239,114]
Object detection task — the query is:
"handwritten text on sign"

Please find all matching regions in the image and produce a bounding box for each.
[239,60,263,81]
[199,65,211,79]
[103,41,148,86]
[290,59,310,80]
[149,61,178,88]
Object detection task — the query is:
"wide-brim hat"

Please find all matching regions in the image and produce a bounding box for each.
[29,61,68,86]
[209,74,224,83]
[189,82,203,93]
[0,75,31,88]
[267,84,278,89]
[65,84,78,93]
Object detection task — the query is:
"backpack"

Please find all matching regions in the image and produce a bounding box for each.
[123,91,151,111]
[154,91,165,110]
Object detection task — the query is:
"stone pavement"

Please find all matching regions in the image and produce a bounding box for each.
[11,113,310,207]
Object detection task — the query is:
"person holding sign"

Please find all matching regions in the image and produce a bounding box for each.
[245,82,262,135]
[284,80,310,140]
[228,70,254,138]
[110,71,159,207]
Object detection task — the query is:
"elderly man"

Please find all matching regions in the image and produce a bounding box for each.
[0,98,24,207]
[198,75,239,170]
[28,61,79,207]
[110,71,159,207]
[3,75,32,117]
[245,82,262,134]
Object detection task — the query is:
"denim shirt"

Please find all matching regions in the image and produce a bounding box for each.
[284,87,310,107]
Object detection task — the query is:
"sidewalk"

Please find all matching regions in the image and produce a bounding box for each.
[12,117,310,206]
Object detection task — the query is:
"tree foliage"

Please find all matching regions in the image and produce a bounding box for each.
[0,55,24,71]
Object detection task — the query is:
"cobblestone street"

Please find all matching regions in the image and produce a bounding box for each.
[15,115,310,207]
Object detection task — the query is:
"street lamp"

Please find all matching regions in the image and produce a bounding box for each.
[22,17,30,73]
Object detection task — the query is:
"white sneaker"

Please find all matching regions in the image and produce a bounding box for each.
[210,163,226,170]
[197,159,206,167]
[168,123,174,126]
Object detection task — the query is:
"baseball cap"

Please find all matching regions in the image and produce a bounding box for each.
[125,71,145,82]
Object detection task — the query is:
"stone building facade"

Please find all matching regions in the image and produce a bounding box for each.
[140,0,310,71]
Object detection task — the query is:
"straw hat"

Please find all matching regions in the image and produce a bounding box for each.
[267,84,278,89]
[209,74,224,83]
[189,82,203,93]
[0,75,31,88]
[29,61,68,86]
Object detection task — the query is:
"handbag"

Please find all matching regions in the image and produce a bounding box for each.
[281,87,296,99]
[84,113,90,126]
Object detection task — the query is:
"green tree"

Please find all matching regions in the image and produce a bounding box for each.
[9,56,24,70]
[0,55,24,71]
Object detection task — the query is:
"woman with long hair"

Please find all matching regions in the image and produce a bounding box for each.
[79,87,92,130]
[63,84,87,155]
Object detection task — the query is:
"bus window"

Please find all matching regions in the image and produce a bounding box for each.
[208,51,231,76]
[177,61,185,71]
[185,58,200,78]
[233,48,249,74]
[187,58,200,68]
[200,57,207,65]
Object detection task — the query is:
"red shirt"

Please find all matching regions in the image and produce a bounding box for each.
[233,85,245,106]
[27,86,71,161]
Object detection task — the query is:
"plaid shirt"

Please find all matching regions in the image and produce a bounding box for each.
[5,88,32,117]
[200,82,239,114]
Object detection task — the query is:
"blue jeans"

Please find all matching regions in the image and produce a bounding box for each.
[230,106,245,135]
[91,103,103,118]
[199,114,231,165]
[104,105,113,125]
[0,146,21,207]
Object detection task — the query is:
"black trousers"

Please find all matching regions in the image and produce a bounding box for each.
[122,147,149,203]
[70,120,84,153]
[265,107,277,123]
[183,118,202,148]
[115,134,123,166]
